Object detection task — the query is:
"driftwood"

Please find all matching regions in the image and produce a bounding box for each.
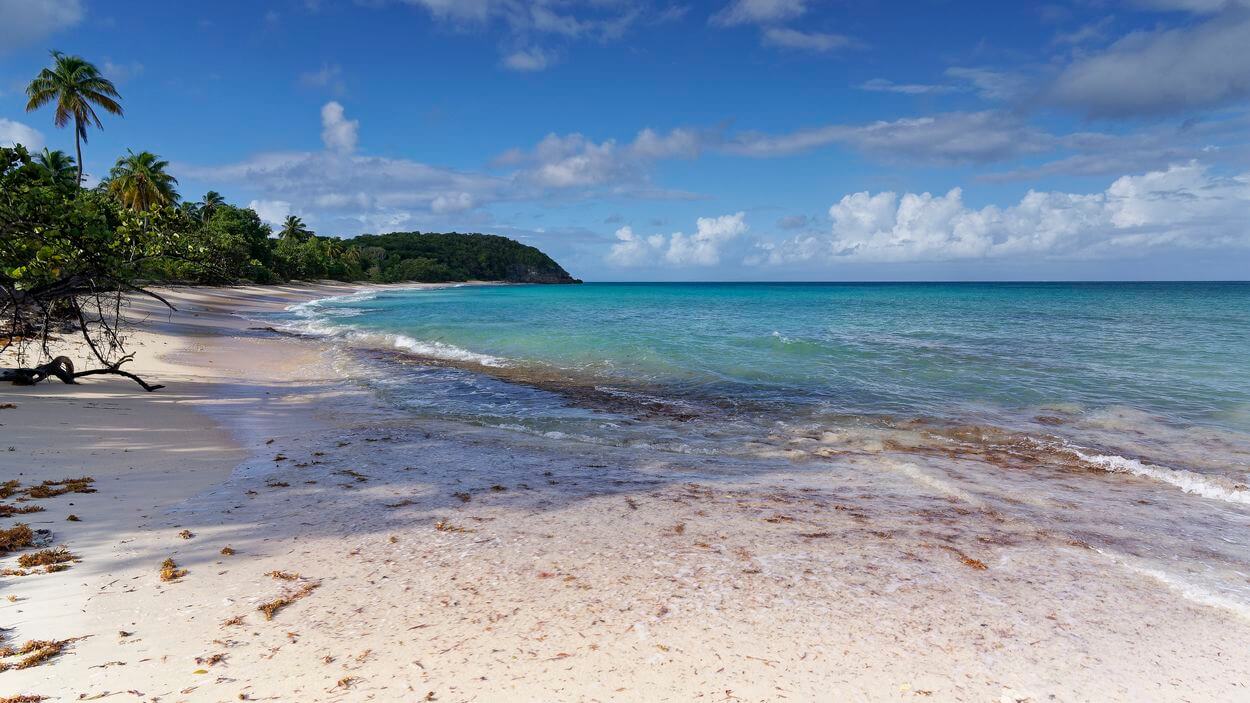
[1,353,164,392]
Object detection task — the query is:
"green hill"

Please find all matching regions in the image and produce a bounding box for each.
[346,231,580,284]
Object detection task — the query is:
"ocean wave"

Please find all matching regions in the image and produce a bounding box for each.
[390,334,506,367]
[1068,446,1250,505]
[286,289,378,315]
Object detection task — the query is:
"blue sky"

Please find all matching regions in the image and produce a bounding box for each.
[2,0,1249,281]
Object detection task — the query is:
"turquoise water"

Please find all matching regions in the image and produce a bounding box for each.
[280,282,1250,485]
[277,281,1250,613]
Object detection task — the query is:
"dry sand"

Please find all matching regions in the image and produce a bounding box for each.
[1,284,1248,702]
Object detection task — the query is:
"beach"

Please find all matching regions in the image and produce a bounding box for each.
[3,283,1250,702]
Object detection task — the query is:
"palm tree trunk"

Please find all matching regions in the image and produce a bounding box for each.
[74,119,83,188]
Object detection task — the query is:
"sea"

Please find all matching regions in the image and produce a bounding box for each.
[265,281,1250,615]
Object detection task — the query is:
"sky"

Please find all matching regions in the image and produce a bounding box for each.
[1,0,1249,281]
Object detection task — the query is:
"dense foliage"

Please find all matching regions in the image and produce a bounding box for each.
[1,143,577,289]
[351,232,578,283]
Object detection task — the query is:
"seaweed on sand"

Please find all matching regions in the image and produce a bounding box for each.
[434,520,474,533]
[258,581,321,621]
[159,557,187,582]
[0,638,74,671]
[0,504,44,518]
[17,546,75,569]
[24,477,95,499]
[0,524,34,554]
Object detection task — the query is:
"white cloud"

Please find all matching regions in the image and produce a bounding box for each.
[320,101,358,153]
[431,192,476,213]
[0,118,44,150]
[608,213,750,267]
[858,78,959,95]
[666,212,749,265]
[507,127,703,190]
[943,67,1027,101]
[711,0,806,26]
[502,47,554,72]
[766,163,1250,264]
[300,63,346,94]
[380,0,643,67]
[101,59,144,84]
[247,199,292,227]
[723,111,1052,164]
[606,226,662,266]
[761,27,854,52]
[1131,0,1248,12]
[1048,12,1250,117]
[0,0,83,52]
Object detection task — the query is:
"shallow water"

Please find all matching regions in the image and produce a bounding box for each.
[263,282,1250,615]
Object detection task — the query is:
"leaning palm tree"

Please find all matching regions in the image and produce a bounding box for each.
[106,150,180,212]
[34,148,78,187]
[198,191,226,221]
[279,215,312,242]
[25,51,123,187]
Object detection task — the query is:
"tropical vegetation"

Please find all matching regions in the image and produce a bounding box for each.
[4,51,577,386]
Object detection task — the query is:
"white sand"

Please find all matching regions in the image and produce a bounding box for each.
[1,284,1248,702]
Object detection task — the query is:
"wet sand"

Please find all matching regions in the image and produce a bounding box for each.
[1,284,1248,702]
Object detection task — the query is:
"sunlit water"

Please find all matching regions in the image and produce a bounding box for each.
[263,282,1250,614]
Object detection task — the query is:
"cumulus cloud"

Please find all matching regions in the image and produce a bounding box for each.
[607,213,749,267]
[711,0,806,26]
[185,103,707,237]
[761,27,854,52]
[765,163,1250,264]
[506,127,704,190]
[0,0,83,53]
[320,101,358,153]
[0,118,44,150]
[1048,11,1250,117]
[247,199,292,227]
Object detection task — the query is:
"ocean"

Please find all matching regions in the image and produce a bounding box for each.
[269,281,1250,613]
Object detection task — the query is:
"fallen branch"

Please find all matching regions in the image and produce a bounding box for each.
[1,354,164,392]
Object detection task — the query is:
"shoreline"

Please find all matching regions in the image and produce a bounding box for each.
[2,283,1249,700]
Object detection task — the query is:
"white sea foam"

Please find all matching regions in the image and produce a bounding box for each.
[274,289,509,368]
[390,334,505,367]
[1096,548,1250,621]
[1068,447,1250,505]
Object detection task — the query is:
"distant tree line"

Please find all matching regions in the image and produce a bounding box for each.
[2,51,576,389]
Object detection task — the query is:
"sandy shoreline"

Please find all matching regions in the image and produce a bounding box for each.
[2,283,1249,702]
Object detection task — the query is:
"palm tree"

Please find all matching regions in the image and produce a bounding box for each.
[279,215,312,242]
[198,191,226,221]
[34,148,78,187]
[106,150,179,212]
[25,51,123,187]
